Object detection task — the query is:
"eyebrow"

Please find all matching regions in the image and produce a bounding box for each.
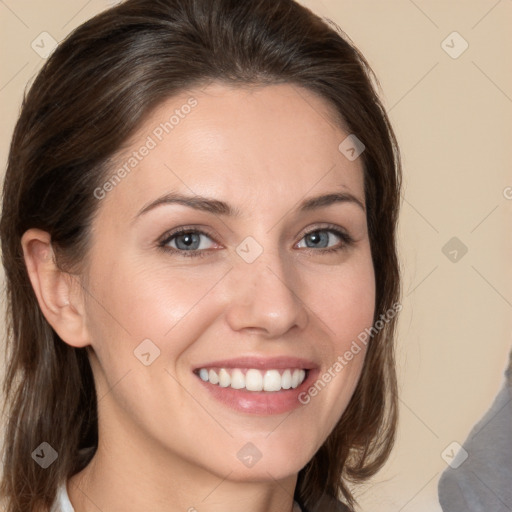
[134,190,365,221]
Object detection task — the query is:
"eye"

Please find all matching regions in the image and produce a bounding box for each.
[157,225,353,258]
[159,228,219,256]
[296,227,353,252]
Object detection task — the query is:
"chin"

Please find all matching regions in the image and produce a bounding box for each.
[223,437,317,482]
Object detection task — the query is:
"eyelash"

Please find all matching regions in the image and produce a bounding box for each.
[157,224,354,259]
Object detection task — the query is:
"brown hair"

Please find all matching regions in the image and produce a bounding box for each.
[0,0,401,510]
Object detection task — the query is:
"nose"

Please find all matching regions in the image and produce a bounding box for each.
[224,248,309,338]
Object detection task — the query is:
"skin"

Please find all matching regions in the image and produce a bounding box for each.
[22,82,375,512]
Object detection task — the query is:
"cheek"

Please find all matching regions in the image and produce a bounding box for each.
[331,270,375,345]
[296,248,375,423]
[84,254,230,361]
[307,249,376,348]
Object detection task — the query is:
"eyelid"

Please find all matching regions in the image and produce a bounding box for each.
[157,225,220,246]
[296,223,353,245]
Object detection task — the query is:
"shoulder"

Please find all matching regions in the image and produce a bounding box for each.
[438,380,512,511]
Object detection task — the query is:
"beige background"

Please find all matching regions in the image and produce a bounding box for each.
[1,1,511,511]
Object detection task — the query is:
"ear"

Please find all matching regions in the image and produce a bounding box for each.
[21,228,90,348]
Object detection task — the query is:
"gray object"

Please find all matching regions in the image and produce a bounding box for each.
[438,351,512,512]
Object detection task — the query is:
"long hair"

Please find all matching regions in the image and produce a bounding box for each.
[0,1,401,510]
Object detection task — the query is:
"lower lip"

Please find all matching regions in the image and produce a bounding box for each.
[195,370,319,415]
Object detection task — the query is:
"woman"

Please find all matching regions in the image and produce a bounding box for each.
[0,0,401,511]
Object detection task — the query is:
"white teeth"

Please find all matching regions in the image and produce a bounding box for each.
[197,367,307,392]
[281,369,292,389]
[291,369,303,388]
[245,369,263,391]
[263,370,282,392]
[208,369,219,385]
[218,368,230,387]
[230,369,245,389]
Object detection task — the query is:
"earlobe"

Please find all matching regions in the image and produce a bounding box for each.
[21,228,90,348]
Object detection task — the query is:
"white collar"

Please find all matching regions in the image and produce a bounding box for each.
[51,482,75,512]
[52,482,302,512]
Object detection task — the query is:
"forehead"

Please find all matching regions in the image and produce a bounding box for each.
[97,82,365,218]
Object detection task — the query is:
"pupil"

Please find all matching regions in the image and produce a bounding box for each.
[307,231,328,248]
[177,233,199,250]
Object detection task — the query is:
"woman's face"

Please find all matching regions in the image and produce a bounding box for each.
[81,82,375,483]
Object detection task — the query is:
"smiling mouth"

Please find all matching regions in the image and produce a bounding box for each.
[194,367,308,392]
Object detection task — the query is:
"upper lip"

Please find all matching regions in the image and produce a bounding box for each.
[193,356,318,371]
